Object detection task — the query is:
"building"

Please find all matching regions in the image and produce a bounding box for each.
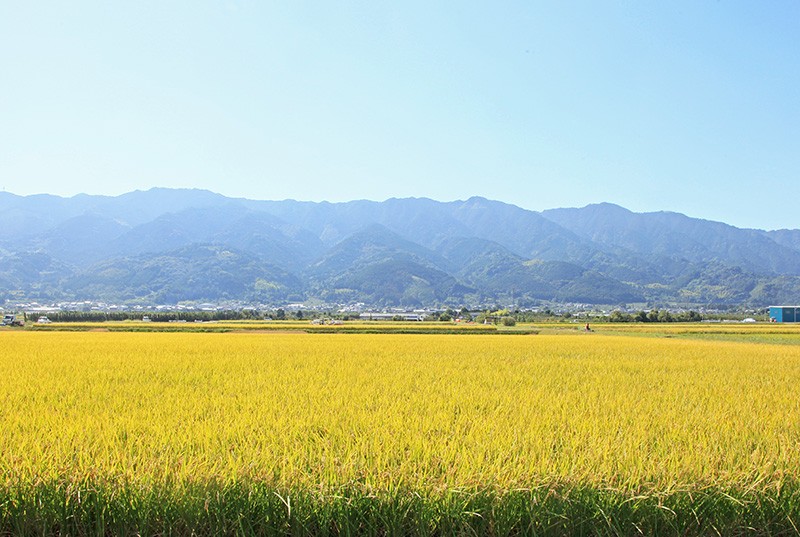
[769,306,800,322]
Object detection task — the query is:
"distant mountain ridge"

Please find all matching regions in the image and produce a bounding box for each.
[1,188,799,307]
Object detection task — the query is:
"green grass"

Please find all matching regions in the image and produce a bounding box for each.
[673,333,800,346]
[3,481,800,536]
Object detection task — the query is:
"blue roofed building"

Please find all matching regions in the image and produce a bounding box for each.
[769,306,800,322]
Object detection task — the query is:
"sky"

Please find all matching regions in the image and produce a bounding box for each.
[1,1,798,230]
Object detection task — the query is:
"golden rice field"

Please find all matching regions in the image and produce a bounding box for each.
[2,328,800,535]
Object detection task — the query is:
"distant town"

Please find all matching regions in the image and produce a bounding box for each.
[0,298,768,324]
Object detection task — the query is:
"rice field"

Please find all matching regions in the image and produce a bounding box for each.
[1,328,799,535]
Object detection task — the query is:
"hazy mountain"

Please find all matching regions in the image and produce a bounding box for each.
[8,213,132,265]
[763,229,800,254]
[542,203,800,277]
[249,197,474,249]
[104,204,323,271]
[2,188,799,307]
[0,192,95,237]
[0,252,72,302]
[306,224,451,279]
[63,244,303,304]
[438,237,643,304]
[305,225,468,307]
[0,188,228,238]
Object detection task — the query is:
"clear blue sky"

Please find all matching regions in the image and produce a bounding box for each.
[1,1,798,229]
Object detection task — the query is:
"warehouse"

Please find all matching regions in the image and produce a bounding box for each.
[768,306,800,322]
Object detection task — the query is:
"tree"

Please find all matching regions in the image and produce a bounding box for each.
[609,311,632,322]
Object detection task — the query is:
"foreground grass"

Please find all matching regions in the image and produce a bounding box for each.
[3,332,800,534]
[4,481,800,536]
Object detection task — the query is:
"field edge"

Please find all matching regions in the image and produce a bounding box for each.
[2,481,799,536]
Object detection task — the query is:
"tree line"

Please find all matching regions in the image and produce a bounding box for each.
[607,309,703,323]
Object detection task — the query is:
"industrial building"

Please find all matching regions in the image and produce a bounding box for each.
[769,306,800,322]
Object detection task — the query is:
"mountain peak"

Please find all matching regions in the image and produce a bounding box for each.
[584,202,632,213]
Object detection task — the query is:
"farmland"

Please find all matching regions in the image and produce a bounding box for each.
[2,326,800,535]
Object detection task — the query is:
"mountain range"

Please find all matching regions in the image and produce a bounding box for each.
[1,188,799,308]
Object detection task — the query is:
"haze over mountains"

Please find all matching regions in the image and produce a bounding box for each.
[1,188,799,308]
